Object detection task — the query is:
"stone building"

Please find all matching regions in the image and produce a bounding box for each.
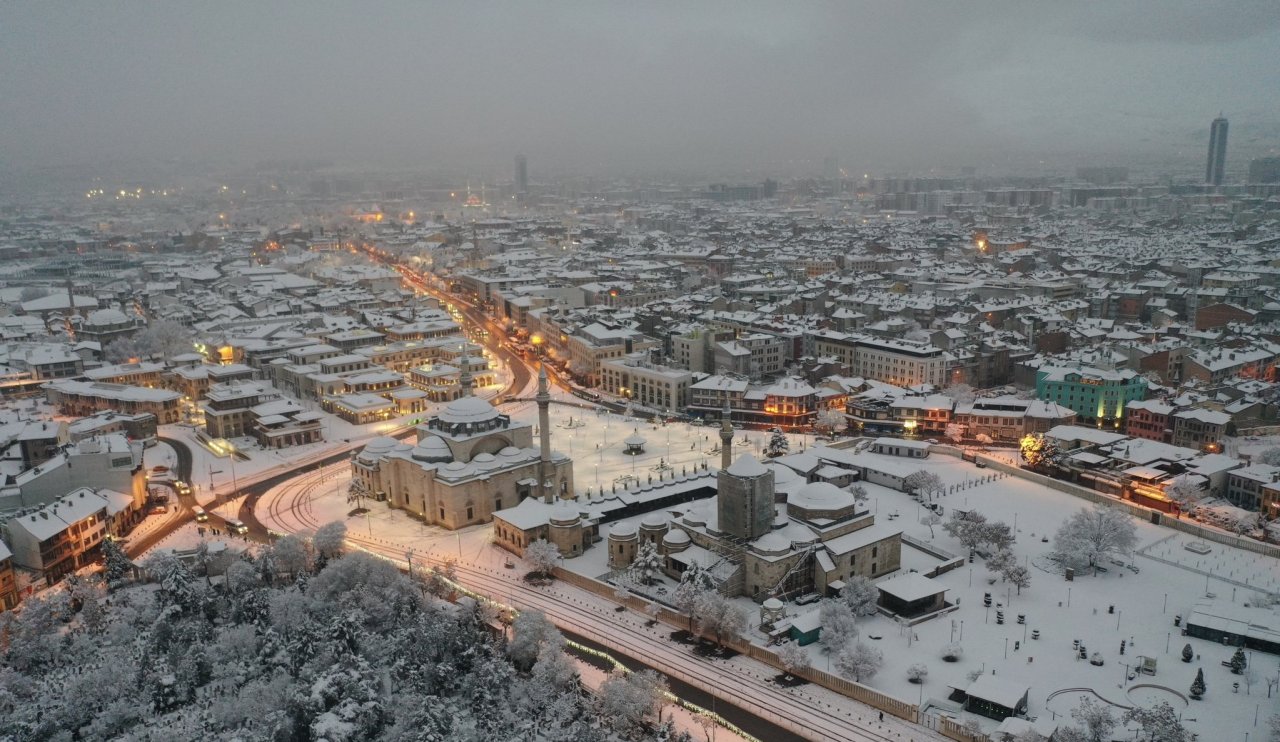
[358,364,575,532]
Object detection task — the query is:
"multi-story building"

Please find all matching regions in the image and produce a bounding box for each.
[0,434,145,515]
[1225,464,1280,510]
[600,354,692,414]
[0,540,17,611]
[564,323,659,385]
[713,333,787,378]
[890,395,953,436]
[1034,365,1147,426]
[1125,399,1176,442]
[1170,408,1231,452]
[3,489,117,585]
[83,361,166,387]
[201,381,281,439]
[44,379,183,424]
[851,337,949,388]
[1206,115,1228,186]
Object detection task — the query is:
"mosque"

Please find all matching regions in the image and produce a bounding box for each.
[350,364,575,532]
[490,397,903,603]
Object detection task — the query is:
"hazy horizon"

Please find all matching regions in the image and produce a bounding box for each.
[2,2,1278,179]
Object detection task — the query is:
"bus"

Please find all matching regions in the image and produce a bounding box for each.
[224,518,249,535]
[191,506,208,523]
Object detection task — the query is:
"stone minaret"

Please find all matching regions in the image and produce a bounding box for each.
[537,362,553,501]
[458,345,473,397]
[719,398,734,470]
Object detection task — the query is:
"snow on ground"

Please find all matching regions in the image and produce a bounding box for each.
[256,413,1277,737]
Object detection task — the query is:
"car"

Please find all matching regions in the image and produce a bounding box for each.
[149,505,169,515]
[975,461,988,468]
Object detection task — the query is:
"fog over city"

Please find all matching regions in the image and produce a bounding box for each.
[2,1,1279,177]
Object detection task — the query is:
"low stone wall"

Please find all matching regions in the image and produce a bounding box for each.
[553,566,921,723]
[938,716,989,742]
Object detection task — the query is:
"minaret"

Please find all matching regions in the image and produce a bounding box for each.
[537,362,554,502]
[458,344,473,397]
[719,398,734,470]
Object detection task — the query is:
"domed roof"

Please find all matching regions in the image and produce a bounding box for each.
[662,528,690,545]
[789,482,856,512]
[624,433,647,446]
[609,522,638,538]
[411,435,452,463]
[762,597,784,610]
[726,455,769,478]
[551,500,580,525]
[499,446,522,457]
[473,452,495,462]
[753,532,792,553]
[641,513,667,529]
[436,396,501,425]
[358,436,400,462]
[444,461,467,472]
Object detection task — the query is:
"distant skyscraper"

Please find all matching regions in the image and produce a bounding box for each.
[1206,116,1228,186]
[515,154,528,193]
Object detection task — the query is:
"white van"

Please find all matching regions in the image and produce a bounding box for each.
[191,506,209,523]
[224,518,249,535]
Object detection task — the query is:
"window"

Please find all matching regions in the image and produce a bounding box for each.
[466,506,474,520]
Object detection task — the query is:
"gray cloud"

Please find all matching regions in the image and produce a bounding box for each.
[1,2,1276,177]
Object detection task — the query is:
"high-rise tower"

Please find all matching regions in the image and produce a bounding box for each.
[1206,116,1228,186]
[515,154,528,194]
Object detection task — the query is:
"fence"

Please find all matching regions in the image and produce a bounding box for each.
[552,566,921,723]
[938,715,989,742]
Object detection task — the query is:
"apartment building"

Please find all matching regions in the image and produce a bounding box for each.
[850,337,949,388]
[1035,365,1146,425]
[3,489,121,584]
[600,354,692,413]
[0,541,17,611]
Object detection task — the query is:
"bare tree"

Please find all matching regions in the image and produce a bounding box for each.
[1054,506,1138,575]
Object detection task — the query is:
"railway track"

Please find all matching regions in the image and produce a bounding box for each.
[261,467,939,742]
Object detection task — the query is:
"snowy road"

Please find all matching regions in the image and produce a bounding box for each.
[259,463,945,742]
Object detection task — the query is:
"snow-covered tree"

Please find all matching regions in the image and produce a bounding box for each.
[948,384,977,405]
[834,641,883,682]
[984,521,1015,552]
[1123,700,1190,741]
[850,483,869,504]
[840,576,879,617]
[144,551,202,614]
[986,549,1016,579]
[777,643,810,680]
[1165,475,1205,509]
[922,511,941,538]
[1020,432,1060,469]
[312,520,348,565]
[598,669,668,738]
[1054,506,1138,574]
[1006,565,1032,595]
[1229,646,1247,674]
[819,599,859,650]
[945,422,966,444]
[1268,712,1280,742]
[1182,643,1193,662]
[508,609,561,671]
[1069,696,1117,742]
[673,562,716,632]
[903,470,943,498]
[102,536,133,585]
[1257,447,1280,467]
[815,408,846,436]
[270,534,312,580]
[1190,667,1206,699]
[644,602,662,626]
[628,541,663,586]
[943,509,989,551]
[693,590,746,648]
[941,643,964,662]
[765,428,790,457]
[103,319,194,363]
[906,663,929,684]
[524,538,561,578]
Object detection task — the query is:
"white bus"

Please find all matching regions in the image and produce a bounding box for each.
[224,517,249,535]
[191,506,208,523]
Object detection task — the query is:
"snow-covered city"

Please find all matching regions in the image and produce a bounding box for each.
[2,5,1280,742]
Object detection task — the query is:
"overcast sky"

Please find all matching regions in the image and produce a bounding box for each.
[2,2,1277,177]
